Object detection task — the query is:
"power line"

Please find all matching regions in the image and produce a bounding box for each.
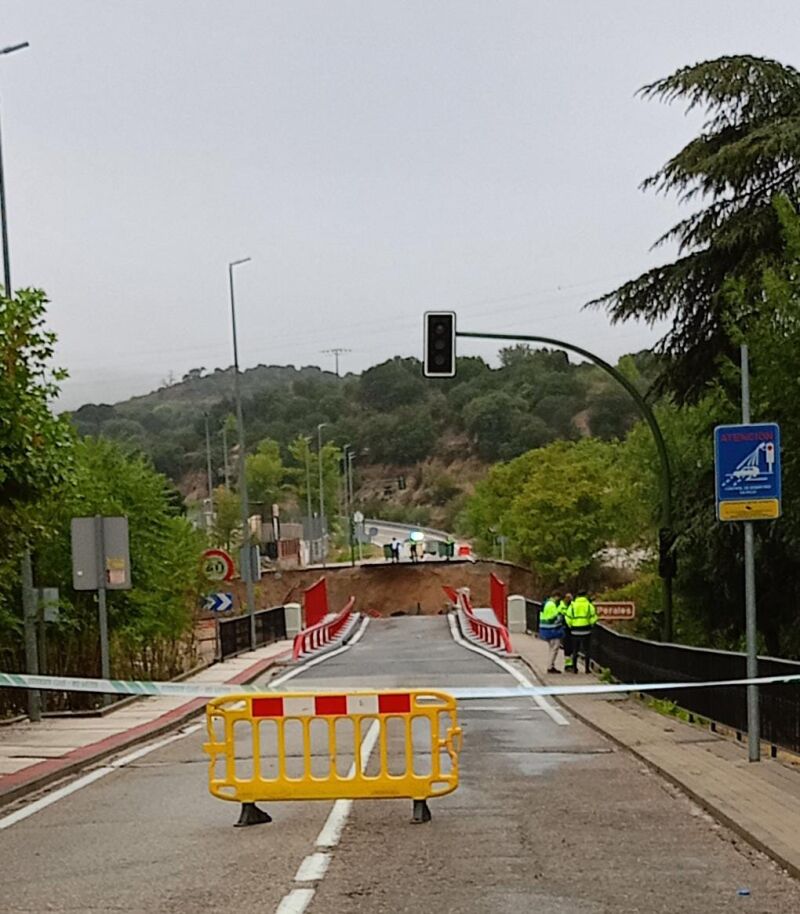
[321,348,352,377]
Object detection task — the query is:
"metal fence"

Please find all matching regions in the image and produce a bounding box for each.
[218,606,287,660]
[592,625,800,754]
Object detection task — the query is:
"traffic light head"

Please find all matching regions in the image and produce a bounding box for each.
[423,312,456,378]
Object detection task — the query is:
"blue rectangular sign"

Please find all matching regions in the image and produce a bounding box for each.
[714,423,781,521]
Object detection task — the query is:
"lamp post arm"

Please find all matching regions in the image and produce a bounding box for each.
[457,329,674,639]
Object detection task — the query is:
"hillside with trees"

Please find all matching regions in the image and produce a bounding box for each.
[69,348,661,490]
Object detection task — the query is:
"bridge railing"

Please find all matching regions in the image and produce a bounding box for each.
[457,591,512,654]
[218,606,287,660]
[593,625,800,754]
[292,596,357,660]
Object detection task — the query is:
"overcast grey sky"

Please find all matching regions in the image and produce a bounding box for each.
[3,1,799,409]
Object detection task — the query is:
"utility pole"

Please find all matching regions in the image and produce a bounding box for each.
[321,347,351,377]
[228,257,257,650]
[741,344,760,763]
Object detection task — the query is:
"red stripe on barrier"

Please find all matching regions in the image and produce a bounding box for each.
[378,693,411,714]
[252,696,285,718]
[315,695,348,716]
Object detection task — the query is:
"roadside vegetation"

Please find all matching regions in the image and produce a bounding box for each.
[0,291,207,715]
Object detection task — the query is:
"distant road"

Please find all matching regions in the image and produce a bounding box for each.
[363,518,451,547]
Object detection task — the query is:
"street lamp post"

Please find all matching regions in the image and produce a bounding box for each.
[317,422,328,565]
[204,413,214,534]
[347,451,356,567]
[1,41,39,722]
[0,41,29,298]
[457,329,675,640]
[228,257,257,650]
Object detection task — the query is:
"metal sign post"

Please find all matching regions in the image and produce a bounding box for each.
[21,551,40,722]
[742,346,759,764]
[94,516,110,685]
[71,517,131,705]
[713,346,782,763]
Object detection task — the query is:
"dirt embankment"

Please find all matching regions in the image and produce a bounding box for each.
[230,559,536,616]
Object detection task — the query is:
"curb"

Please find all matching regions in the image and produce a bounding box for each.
[514,641,800,881]
[0,647,290,810]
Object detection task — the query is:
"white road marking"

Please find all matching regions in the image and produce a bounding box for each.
[0,723,203,831]
[274,719,381,913]
[275,888,316,914]
[459,704,548,712]
[111,723,202,767]
[294,852,331,882]
[269,616,370,687]
[315,718,380,848]
[315,798,353,849]
[447,613,569,726]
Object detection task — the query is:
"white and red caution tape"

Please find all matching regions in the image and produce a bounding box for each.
[1,670,800,701]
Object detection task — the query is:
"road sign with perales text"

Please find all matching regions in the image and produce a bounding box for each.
[714,423,781,521]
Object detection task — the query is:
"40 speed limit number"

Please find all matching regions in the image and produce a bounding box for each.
[201,548,235,583]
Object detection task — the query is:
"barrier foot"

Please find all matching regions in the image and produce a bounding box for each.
[411,799,431,824]
[234,802,272,827]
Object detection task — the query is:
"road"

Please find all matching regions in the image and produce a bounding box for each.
[2,617,800,913]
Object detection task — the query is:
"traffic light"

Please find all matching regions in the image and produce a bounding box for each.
[423,312,456,378]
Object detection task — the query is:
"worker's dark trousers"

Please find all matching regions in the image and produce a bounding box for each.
[570,632,592,673]
[562,629,573,666]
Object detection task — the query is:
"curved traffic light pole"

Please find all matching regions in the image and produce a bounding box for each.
[457,330,674,641]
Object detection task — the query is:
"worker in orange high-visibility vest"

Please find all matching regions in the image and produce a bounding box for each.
[564,590,598,674]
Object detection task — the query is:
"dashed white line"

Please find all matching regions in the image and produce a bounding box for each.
[0,723,203,831]
[275,887,316,914]
[274,718,381,912]
[315,798,352,850]
[294,852,331,882]
[447,612,569,726]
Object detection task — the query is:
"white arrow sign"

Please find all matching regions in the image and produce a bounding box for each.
[204,593,233,613]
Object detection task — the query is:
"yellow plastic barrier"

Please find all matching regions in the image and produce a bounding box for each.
[204,689,462,825]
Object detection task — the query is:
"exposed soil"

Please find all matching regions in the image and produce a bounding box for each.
[228,558,536,616]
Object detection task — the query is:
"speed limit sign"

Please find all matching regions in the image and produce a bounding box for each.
[201,548,235,582]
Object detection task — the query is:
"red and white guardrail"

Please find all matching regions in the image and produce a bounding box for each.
[447,588,512,654]
[292,596,358,660]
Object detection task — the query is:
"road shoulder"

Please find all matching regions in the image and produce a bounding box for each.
[512,632,800,879]
[0,640,292,807]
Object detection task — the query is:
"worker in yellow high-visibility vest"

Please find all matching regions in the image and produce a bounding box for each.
[538,591,565,674]
[561,593,574,671]
[564,590,598,674]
